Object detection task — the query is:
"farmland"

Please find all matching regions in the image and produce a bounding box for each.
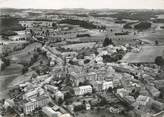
[121,46,164,63]
[8,42,42,63]
[62,42,96,50]
[0,63,23,99]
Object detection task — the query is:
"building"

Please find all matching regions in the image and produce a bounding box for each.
[23,88,45,100]
[96,70,107,81]
[133,95,152,111]
[23,95,50,114]
[55,91,64,102]
[3,99,15,109]
[74,85,92,96]
[117,88,130,97]
[45,85,58,94]
[69,72,88,86]
[42,106,61,117]
[86,72,97,81]
[146,85,160,98]
[102,81,113,90]
[42,106,72,117]
[0,59,4,71]
[113,78,122,88]
[93,81,113,92]
[70,70,106,86]
[85,103,91,110]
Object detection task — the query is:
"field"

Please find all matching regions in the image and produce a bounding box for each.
[62,42,96,50]
[0,63,23,99]
[137,29,164,45]
[0,16,25,34]
[9,71,36,88]
[77,109,126,117]
[157,14,164,19]
[8,42,42,63]
[121,46,164,63]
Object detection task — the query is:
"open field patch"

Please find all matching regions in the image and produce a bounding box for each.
[121,46,164,63]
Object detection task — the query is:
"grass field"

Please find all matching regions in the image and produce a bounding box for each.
[136,23,164,45]
[62,42,96,50]
[8,42,42,63]
[0,63,23,99]
[121,46,164,63]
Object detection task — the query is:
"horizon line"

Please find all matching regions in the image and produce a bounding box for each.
[1,7,164,10]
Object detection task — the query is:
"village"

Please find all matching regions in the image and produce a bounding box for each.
[1,9,164,117]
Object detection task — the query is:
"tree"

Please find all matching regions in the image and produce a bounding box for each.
[64,92,73,100]
[52,23,57,29]
[155,56,164,66]
[155,40,159,46]
[74,105,85,112]
[1,57,10,70]
[102,55,112,63]
[40,61,43,65]
[30,29,34,36]
[134,22,152,30]
[103,37,113,47]
[110,29,113,32]
[58,97,63,105]
[99,97,107,106]
[22,66,28,74]
[45,30,50,37]
[84,59,90,64]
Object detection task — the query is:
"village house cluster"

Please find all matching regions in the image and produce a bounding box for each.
[1,10,164,117]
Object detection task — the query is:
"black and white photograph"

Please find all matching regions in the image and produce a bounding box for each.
[1,0,164,117]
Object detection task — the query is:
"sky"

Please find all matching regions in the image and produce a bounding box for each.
[0,0,164,9]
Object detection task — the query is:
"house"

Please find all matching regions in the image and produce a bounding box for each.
[23,95,50,114]
[93,81,113,92]
[67,65,83,74]
[67,105,74,112]
[151,100,164,112]
[45,85,58,94]
[134,95,151,110]
[93,81,102,92]
[42,106,61,117]
[69,67,107,86]
[113,78,122,88]
[96,70,107,81]
[59,113,71,117]
[117,88,130,97]
[74,85,92,96]
[85,103,91,110]
[95,56,103,64]
[86,72,97,82]
[70,71,96,86]
[23,88,45,100]
[70,72,85,86]
[102,81,113,90]
[3,99,15,109]
[55,91,64,102]
[146,85,160,98]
